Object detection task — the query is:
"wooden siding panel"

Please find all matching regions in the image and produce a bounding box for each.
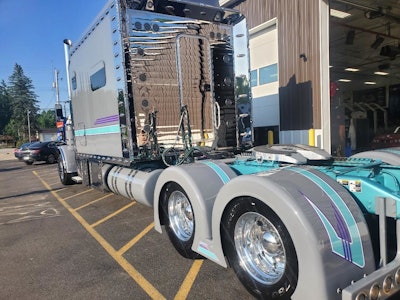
[234,0,322,129]
[235,0,277,28]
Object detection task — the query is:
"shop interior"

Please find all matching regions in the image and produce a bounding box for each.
[329,0,400,155]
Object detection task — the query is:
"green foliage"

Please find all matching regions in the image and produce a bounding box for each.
[0,80,12,134]
[37,110,56,128]
[4,118,18,139]
[1,64,40,142]
[235,75,250,104]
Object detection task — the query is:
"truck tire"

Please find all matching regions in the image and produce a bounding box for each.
[161,182,201,259]
[58,159,73,185]
[222,198,298,300]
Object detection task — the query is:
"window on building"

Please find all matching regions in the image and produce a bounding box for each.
[90,63,106,91]
[71,72,77,90]
[259,63,278,85]
[250,69,258,87]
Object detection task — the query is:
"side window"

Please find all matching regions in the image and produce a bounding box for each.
[250,70,258,87]
[259,63,278,85]
[90,61,106,91]
[71,72,77,90]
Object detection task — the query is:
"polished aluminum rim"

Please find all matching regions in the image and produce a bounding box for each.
[168,190,193,241]
[234,212,286,285]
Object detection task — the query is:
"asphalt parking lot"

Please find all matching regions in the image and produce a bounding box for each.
[0,155,253,300]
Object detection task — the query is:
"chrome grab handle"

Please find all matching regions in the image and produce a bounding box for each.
[214,102,221,129]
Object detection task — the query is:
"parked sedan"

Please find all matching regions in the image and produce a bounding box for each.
[370,126,400,150]
[21,141,64,165]
[14,142,32,160]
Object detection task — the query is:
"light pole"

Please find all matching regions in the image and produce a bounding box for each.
[27,110,31,143]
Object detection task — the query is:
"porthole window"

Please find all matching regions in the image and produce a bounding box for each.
[90,61,106,91]
[71,72,77,90]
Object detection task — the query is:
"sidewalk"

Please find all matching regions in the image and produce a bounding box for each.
[0,148,15,161]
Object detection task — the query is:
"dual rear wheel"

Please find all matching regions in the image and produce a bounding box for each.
[222,198,298,299]
[161,183,298,299]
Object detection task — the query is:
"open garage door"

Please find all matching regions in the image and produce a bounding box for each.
[330,0,400,154]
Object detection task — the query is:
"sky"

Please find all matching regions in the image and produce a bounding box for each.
[0,0,109,112]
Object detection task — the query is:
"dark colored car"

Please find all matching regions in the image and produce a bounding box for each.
[21,141,64,165]
[14,142,32,160]
[370,126,400,149]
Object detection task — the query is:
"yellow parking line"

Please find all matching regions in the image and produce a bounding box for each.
[33,171,166,300]
[62,188,94,200]
[38,175,57,181]
[174,260,204,300]
[74,193,113,211]
[35,169,57,175]
[90,202,136,228]
[117,222,154,256]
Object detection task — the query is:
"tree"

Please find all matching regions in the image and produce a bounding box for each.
[4,118,18,139]
[0,80,12,134]
[235,75,250,104]
[8,64,39,141]
[37,110,56,129]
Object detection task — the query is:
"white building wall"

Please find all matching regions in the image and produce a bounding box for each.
[249,20,279,129]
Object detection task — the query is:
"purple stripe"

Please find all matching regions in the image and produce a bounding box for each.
[343,241,353,262]
[343,240,350,261]
[95,115,119,125]
[301,190,354,262]
[333,203,353,262]
[347,241,353,261]
[341,240,348,260]
[332,203,351,242]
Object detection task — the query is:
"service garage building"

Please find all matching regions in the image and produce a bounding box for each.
[223,0,400,155]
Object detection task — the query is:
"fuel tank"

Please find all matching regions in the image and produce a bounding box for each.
[104,165,163,207]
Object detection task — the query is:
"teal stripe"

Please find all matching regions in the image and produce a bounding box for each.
[290,167,365,268]
[200,161,230,184]
[75,124,120,137]
[197,244,219,262]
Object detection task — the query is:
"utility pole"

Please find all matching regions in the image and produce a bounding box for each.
[54,69,60,105]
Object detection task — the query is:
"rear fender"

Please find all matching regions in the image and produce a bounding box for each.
[58,145,77,174]
[210,166,375,300]
[153,161,238,254]
[351,149,400,165]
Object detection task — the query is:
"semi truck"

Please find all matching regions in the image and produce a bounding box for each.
[58,0,400,299]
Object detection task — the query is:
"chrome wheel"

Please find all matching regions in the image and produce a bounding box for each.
[58,160,65,181]
[58,157,73,185]
[234,211,286,285]
[162,182,200,259]
[168,190,194,241]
